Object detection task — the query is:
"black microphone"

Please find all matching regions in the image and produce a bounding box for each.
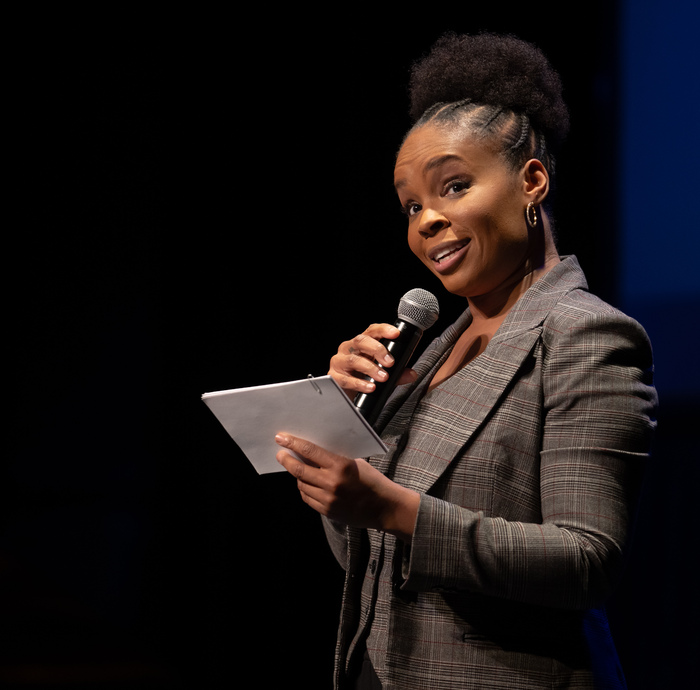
[354,288,439,427]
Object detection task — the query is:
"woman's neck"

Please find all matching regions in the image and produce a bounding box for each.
[467,222,560,326]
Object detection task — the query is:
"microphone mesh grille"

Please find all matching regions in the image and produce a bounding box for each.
[398,288,440,330]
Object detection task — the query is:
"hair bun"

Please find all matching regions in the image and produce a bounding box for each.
[409,32,570,150]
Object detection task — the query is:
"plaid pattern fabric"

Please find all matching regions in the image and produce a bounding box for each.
[323,257,657,689]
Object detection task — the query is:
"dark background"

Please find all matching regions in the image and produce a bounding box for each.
[6,4,698,688]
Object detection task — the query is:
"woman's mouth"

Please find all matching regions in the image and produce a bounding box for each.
[429,239,470,273]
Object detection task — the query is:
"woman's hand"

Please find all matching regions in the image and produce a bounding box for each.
[328,323,418,397]
[275,433,419,543]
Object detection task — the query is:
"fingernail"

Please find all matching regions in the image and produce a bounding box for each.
[383,354,394,366]
[275,433,290,446]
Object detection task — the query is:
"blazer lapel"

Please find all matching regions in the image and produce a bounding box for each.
[370,309,471,475]
[391,326,543,493]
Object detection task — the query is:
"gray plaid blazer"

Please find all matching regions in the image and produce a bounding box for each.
[323,257,657,689]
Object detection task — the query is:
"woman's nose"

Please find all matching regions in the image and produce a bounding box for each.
[418,208,450,238]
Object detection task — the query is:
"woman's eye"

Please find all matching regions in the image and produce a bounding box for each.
[445,180,470,195]
[402,202,422,217]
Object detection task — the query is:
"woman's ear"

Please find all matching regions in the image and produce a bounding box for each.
[522,158,549,205]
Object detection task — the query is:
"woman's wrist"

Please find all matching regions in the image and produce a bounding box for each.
[379,485,420,544]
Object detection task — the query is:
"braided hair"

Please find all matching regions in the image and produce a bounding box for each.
[405,33,570,199]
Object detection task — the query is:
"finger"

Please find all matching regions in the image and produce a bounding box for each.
[329,325,402,393]
[275,449,330,514]
[329,348,389,390]
[361,322,403,340]
[290,476,330,516]
[275,433,337,471]
[275,448,316,482]
[348,324,401,365]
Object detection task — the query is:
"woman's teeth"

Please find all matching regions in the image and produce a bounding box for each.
[434,240,469,263]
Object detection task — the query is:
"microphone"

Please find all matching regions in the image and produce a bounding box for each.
[354,288,439,427]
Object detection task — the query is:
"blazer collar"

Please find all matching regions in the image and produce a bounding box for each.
[491,255,588,343]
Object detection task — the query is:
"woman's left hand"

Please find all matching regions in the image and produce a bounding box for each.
[275,433,419,543]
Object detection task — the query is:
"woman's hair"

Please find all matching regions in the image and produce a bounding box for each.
[406,32,570,196]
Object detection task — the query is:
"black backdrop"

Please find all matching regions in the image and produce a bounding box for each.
[6,8,696,689]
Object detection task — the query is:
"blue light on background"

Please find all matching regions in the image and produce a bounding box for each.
[619,0,700,401]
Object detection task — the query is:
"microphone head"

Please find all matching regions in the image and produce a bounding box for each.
[397,288,439,331]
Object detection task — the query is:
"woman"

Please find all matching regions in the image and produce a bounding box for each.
[275,33,657,689]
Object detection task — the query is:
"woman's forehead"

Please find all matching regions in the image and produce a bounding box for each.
[394,125,501,184]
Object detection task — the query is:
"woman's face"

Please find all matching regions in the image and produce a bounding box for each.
[394,124,543,301]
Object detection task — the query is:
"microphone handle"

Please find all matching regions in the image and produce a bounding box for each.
[354,319,423,427]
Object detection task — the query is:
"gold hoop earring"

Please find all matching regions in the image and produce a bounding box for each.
[526,202,538,228]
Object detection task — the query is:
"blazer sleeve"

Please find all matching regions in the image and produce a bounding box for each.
[400,309,658,610]
[322,517,348,570]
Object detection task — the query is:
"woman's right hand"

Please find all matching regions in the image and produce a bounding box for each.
[328,323,418,397]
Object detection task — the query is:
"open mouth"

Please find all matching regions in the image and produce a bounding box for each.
[430,239,470,265]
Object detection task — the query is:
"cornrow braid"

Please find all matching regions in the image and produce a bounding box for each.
[482,106,505,131]
[509,113,531,153]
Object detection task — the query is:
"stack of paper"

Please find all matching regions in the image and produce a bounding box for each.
[202,376,388,474]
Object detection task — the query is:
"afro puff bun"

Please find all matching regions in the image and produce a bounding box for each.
[408,33,570,151]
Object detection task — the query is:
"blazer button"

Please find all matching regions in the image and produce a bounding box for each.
[369,559,377,574]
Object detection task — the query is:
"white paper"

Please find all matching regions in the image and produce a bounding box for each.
[202,375,388,474]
